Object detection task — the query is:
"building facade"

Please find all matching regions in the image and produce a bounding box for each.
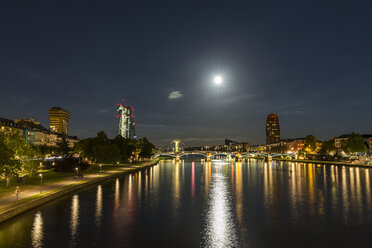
[266,113,280,145]
[334,134,372,155]
[364,136,372,155]
[48,107,71,134]
[1,116,77,148]
[117,104,135,138]
[270,138,305,154]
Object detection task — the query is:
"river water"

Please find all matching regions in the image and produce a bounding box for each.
[0,159,372,248]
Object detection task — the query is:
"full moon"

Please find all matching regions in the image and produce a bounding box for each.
[214,75,223,85]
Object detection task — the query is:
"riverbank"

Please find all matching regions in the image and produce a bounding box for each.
[0,159,159,224]
[271,157,372,167]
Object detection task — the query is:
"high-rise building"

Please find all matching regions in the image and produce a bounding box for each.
[266,113,280,145]
[49,107,71,134]
[117,104,135,138]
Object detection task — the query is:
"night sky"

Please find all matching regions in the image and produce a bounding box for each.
[1,0,371,147]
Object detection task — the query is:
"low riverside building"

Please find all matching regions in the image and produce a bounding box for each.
[334,134,349,152]
[334,134,372,155]
[0,117,18,130]
[225,139,250,152]
[268,138,305,154]
[365,135,372,155]
[0,116,78,148]
[250,144,267,153]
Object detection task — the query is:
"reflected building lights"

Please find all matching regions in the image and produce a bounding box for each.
[70,194,80,246]
[355,168,362,212]
[191,162,195,201]
[204,162,212,198]
[342,167,349,223]
[350,168,355,205]
[138,171,142,197]
[95,185,103,227]
[289,163,299,224]
[173,162,180,217]
[31,211,44,248]
[331,166,338,213]
[307,164,315,215]
[365,169,371,208]
[128,175,133,212]
[235,162,243,226]
[114,178,120,211]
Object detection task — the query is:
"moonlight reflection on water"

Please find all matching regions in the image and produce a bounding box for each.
[202,165,239,247]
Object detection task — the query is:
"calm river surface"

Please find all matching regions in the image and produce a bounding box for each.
[1,159,372,247]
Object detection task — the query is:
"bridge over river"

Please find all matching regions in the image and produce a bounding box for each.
[155,139,295,162]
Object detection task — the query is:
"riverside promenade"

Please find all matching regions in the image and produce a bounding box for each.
[0,159,159,223]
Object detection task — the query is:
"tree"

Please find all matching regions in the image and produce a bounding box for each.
[0,129,24,187]
[93,144,121,164]
[316,148,330,161]
[138,137,155,158]
[57,135,70,156]
[35,144,56,157]
[74,138,95,161]
[113,135,136,162]
[76,131,155,163]
[341,132,367,154]
[322,139,336,154]
[21,143,39,177]
[304,135,318,154]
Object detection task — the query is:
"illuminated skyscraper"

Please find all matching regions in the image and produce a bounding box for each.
[266,113,280,144]
[49,107,71,134]
[117,104,135,138]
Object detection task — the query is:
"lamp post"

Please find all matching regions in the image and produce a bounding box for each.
[99,164,102,173]
[75,167,79,179]
[39,174,43,194]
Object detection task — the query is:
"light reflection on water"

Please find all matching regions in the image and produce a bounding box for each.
[191,162,195,202]
[202,163,239,248]
[2,160,372,247]
[114,178,120,211]
[69,194,79,247]
[31,211,44,248]
[95,185,103,228]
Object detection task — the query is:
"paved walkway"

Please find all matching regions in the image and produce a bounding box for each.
[0,166,138,211]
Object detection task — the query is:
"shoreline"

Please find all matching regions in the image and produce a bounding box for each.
[270,157,372,168]
[0,159,159,224]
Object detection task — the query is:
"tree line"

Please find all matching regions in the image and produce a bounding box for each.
[0,129,155,187]
[74,131,155,164]
[0,129,40,187]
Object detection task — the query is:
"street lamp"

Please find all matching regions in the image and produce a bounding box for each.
[99,164,102,173]
[75,167,79,179]
[39,174,43,194]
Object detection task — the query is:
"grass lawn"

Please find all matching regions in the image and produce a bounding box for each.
[0,162,138,199]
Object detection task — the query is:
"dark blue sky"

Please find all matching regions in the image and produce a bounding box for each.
[1,0,371,146]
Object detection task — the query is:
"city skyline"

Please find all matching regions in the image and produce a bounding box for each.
[1,2,372,247]
[1,0,371,146]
